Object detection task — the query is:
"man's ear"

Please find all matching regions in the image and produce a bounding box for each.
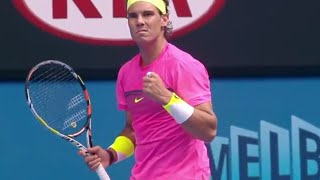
[161,14,169,27]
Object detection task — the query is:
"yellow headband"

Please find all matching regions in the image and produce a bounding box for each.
[127,0,167,14]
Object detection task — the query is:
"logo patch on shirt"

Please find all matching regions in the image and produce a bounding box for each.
[134,97,144,103]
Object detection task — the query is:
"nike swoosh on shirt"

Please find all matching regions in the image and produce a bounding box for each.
[134,97,144,103]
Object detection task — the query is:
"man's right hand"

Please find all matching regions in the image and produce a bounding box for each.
[78,146,112,170]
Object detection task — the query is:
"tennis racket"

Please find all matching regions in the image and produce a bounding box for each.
[25,60,110,180]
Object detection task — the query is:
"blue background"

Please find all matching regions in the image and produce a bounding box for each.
[1,77,320,179]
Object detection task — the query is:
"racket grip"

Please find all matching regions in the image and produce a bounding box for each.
[96,164,111,180]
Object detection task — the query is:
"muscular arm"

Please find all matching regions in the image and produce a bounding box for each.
[119,112,136,144]
[108,112,135,162]
[143,72,217,143]
[80,112,135,168]
[181,101,217,142]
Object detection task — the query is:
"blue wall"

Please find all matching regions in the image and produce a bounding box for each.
[1,78,320,179]
[209,78,320,179]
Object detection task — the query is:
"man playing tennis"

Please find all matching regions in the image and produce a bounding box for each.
[79,0,218,179]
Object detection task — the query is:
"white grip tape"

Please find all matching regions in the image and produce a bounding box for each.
[80,147,111,180]
[96,164,111,180]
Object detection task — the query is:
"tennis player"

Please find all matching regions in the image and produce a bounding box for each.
[79,0,218,179]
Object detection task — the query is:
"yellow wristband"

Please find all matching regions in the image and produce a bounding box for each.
[163,93,194,124]
[109,136,134,162]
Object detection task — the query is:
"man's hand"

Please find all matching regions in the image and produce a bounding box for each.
[78,146,111,170]
[142,72,172,105]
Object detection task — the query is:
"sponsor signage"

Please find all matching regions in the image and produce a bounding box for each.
[13,0,225,45]
[210,116,320,179]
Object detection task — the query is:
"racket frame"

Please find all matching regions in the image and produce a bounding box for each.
[25,60,110,180]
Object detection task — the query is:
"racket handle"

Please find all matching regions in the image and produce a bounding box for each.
[96,164,111,180]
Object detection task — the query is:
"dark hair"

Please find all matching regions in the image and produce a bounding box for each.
[160,0,173,39]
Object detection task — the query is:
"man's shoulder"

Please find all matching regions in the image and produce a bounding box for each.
[167,43,190,57]
[167,43,203,66]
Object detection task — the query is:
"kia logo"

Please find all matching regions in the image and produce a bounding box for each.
[13,0,225,45]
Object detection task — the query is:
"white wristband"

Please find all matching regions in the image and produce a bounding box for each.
[163,93,194,124]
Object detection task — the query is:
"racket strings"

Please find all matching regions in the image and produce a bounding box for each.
[68,93,86,110]
[28,63,88,134]
[63,109,86,130]
[31,63,66,81]
[29,67,75,114]
[30,66,74,99]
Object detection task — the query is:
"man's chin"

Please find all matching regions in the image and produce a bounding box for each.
[133,37,154,45]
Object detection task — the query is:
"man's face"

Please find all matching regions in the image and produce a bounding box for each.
[127,1,168,44]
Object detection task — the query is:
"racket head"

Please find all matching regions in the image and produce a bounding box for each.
[25,60,92,137]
